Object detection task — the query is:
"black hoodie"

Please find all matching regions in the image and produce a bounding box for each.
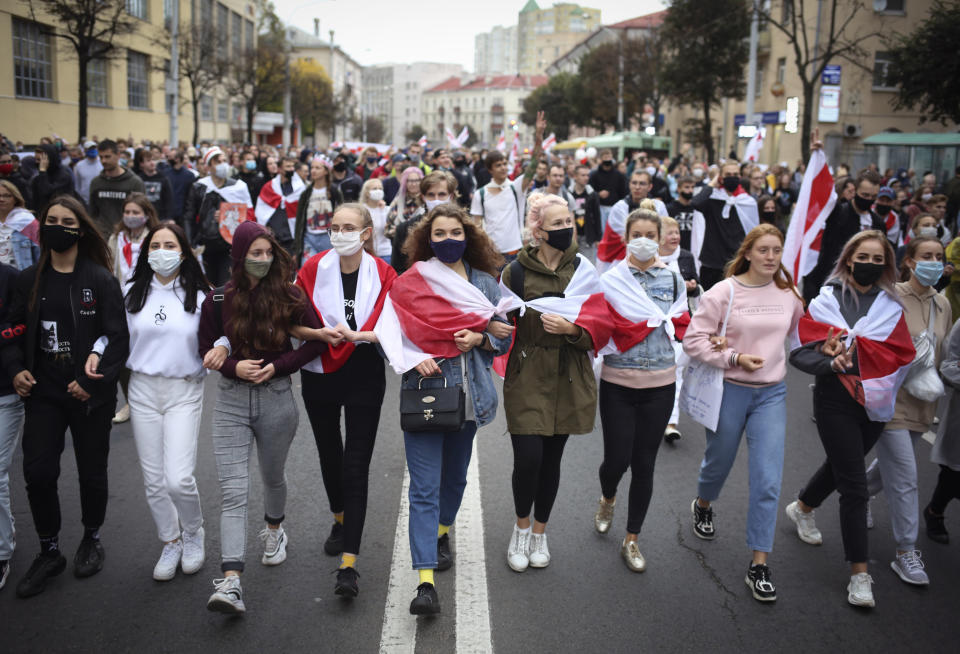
[29,144,74,212]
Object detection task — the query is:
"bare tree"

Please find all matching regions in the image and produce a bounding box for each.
[223,41,286,144]
[28,0,135,140]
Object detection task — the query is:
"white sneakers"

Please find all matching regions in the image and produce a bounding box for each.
[507,525,531,572]
[153,541,182,581]
[259,525,288,566]
[528,533,550,568]
[207,575,245,614]
[181,527,205,575]
[785,501,823,545]
[847,572,875,607]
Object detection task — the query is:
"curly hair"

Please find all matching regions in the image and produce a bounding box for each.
[402,204,504,276]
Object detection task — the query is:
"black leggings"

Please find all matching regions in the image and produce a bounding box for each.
[798,375,883,563]
[699,266,725,291]
[203,248,232,287]
[929,465,960,514]
[598,380,675,534]
[511,434,569,524]
[301,377,383,555]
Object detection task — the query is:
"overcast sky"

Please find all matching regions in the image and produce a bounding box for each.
[272,0,668,71]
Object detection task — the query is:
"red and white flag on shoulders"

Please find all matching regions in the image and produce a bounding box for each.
[599,260,689,356]
[374,258,515,374]
[689,187,759,273]
[296,249,396,374]
[493,254,612,376]
[783,150,837,288]
[596,199,671,274]
[255,173,306,225]
[790,285,915,422]
[743,127,765,162]
[877,206,901,245]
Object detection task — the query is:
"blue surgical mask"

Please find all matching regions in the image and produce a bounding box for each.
[244,160,257,171]
[85,148,98,159]
[913,260,944,286]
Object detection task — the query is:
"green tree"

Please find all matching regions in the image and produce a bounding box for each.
[885,0,960,125]
[159,21,225,146]
[521,73,578,139]
[290,59,336,138]
[354,115,386,143]
[405,124,427,144]
[661,0,750,164]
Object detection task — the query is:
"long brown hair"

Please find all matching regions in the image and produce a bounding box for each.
[830,229,900,306]
[899,236,943,282]
[725,223,803,304]
[30,195,112,312]
[116,192,160,235]
[227,229,305,357]
[402,204,504,276]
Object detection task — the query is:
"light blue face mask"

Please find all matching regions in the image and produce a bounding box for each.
[913,260,944,286]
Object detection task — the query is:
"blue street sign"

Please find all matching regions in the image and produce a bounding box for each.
[822,65,841,86]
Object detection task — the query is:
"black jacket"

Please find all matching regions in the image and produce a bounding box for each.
[293,183,343,262]
[569,184,602,245]
[184,178,250,251]
[139,171,174,220]
[0,258,128,408]
[332,171,363,203]
[803,202,887,303]
[29,144,74,212]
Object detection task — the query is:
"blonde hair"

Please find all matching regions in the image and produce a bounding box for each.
[829,230,900,306]
[333,203,376,254]
[0,180,26,208]
[660,215,678,231]
[525,193,569,244]
[359,178,383,205]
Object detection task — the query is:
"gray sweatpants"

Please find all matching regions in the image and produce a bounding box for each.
[866,428,921,551]
[212,375,298,573]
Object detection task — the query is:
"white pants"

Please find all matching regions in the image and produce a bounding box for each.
[129,372,205,542]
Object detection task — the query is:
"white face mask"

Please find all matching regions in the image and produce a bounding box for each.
[122,214,147,230]
[148,248,182,277]
[330,229,366,256]
[645,166,657,178]
[425,198,448,211]
[627,236,659,262]
[692,168,704,178]
[214,162,231,179]
[369,189,384,202]
[917,225,938,239]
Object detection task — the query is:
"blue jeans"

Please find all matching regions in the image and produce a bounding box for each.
[303,231,332,259]
[697,381,786,552]
[403,421,477,569]
[0,393,24,560]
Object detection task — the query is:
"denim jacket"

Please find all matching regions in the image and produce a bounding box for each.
[9,229,39,270]
[603,264,680,371]
[400,262,511,427]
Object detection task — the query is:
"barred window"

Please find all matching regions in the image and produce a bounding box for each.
[12,18,54,99]
[127,50,149,109]
[127,0,148,20]
[88,58,108,107]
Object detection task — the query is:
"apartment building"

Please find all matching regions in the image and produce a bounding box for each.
[517,1,601,75]
[475,25,518,75]
[362,62,464,145]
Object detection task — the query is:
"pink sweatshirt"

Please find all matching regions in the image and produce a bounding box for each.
[683,277,804,385]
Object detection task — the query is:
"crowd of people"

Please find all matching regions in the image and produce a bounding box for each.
[1,119,959,619]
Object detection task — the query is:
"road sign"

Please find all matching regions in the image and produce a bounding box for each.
[822,65,841,86]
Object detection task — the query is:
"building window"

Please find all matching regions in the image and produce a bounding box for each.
[127,0,148,20]
[245,19,254,51]
[127,50,149,108]
[777,57,786,83]
[12,18,54,100]
[201,95,213,120]
[202,0,213,25]
[218,99,228,121]
[231,12,242,57]
[874,0,905,12]
[872,51,897,90]
[88,57,108,107]
[217,3,228,38]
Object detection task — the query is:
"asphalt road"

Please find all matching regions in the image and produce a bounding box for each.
[2,364,958,653]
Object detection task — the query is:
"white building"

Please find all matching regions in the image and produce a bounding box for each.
[362,62,464,145]
[475,25,518,75]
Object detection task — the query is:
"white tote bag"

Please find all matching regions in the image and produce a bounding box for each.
[679,280,735,432]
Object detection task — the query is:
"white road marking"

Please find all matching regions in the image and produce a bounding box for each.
[455,439,493,654]
[379,469,417,654]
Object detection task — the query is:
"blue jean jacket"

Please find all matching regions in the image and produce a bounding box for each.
[400,263,510,427]
[603,265,680,371]
[10,230,40,271]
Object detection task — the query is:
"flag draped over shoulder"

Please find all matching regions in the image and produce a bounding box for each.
[689,187,759,270]
[255,173,306,225]
[783,150,837,285]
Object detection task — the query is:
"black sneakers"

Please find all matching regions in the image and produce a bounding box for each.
[745,563,777,602]
[691,499,716,540]
[335,567,359,598]
[924,505,949,544]
[16,551,67,598]
[409,582,440,615]
[74,538,105,578]
[437,534,452,572]
[324,522,344,556]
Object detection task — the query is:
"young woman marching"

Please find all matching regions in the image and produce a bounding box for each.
[107,193,160,424]
[93,223,213,581]
[293,156,343,265]
[294,204,397,598]
[360,179,392,264]
[926,318,960,544]
[683,224,804,602]
[501,194,607,572]
[787,230,915,608]
[198,221,328,615]
[0,195,128,598]
[861,236,951,585]
[594,208,687,572]
[373,203,512,615]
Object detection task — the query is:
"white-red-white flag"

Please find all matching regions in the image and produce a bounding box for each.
[418,134,428,147]
[508,132,520,165]
[782,149,837,287]
[496,131,507,153]
[743,127,765,162]
[542,133,557,152]
[456,125,470,146]
[255,173,306,225]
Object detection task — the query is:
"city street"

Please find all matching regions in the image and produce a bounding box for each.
[3,364,958,653]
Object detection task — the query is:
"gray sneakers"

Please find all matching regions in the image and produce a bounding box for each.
[259,525,288,566]
[207,575,245,614]
[891,549,929,585]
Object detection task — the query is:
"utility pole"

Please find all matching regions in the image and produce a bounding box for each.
[744,0,759,141]
[168,0,179,145]
[282,27,292,147]
[329,29,337,145]
[616,31,624,132]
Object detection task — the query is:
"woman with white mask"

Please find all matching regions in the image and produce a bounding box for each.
[361,179,392,264]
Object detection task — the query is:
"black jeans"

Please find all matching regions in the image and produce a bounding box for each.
[203,248,232,287]
[929,465,960,514]
[598,380,675,534]
[301,373,383,555]
[22,395,116,537]
[511,434,569,524]
[798,375,883,563]
[699,266,725,291]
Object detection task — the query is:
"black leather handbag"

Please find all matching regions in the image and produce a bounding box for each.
[400,374,465,433]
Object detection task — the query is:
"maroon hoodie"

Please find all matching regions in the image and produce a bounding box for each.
[197,221,325,378]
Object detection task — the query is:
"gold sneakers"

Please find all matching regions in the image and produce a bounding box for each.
[594,497,616,534]
[620,538,646,573]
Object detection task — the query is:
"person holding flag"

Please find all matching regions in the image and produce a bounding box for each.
[786,230,915,608]
[592,207,688,573]
[373,203,512,616]
[683,224,804,603]
[498,194,611,573]
[255,157,306,255]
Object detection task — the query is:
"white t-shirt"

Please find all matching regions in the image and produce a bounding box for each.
[470,176,526,253]
[368,204,392,257]
[125,277,207,379]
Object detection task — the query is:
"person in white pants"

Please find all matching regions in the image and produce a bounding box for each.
[88,222,223,581]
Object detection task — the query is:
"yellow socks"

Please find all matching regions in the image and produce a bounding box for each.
[334,513,344,525]
[438,524,450,537]
[419,569,435,585]
[340,553,356,570]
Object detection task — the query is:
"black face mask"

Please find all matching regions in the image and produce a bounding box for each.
[679,191,693,201]
[333,161,347,173]
[761,210,777,223]
[601,161,613,169]
[875,203,893,214]
[43,224,81,252]
[853,194,874,212]
[543,227,573,252]
[851,261,885,287]
[722,176,740,193]
[283,169,294,180]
